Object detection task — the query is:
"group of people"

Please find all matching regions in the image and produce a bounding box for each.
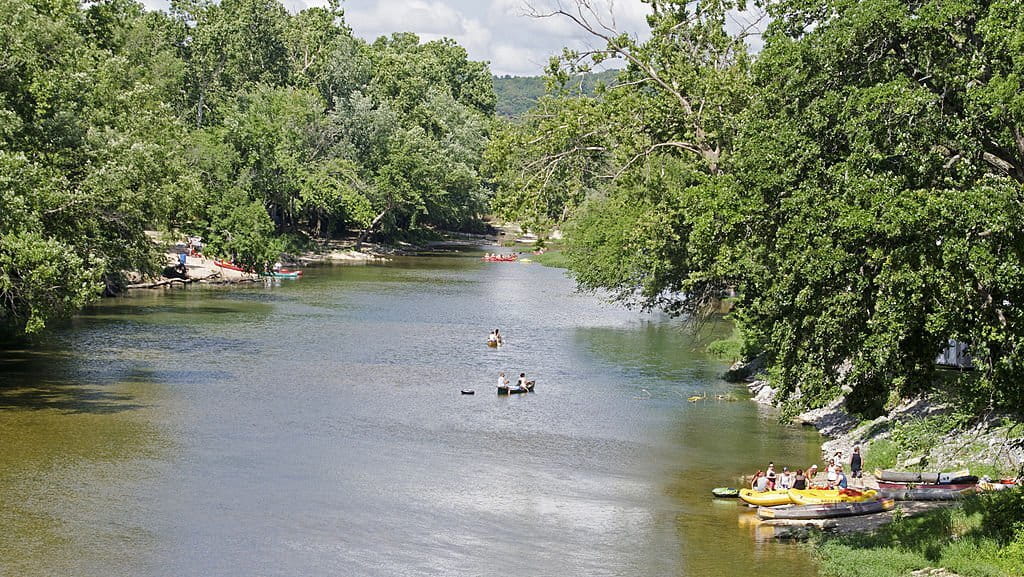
[750,446,864,492]
[497,371,532,391]
[489,328,534,392]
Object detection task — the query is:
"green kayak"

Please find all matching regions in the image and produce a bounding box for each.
[712,487,740,498]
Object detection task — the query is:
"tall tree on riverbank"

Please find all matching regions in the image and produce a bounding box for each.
[0,0,496,337]
[488,0,1024,415]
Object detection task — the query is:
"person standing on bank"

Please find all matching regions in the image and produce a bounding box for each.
[850,446,863,487]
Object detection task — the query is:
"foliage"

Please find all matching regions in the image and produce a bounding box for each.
[0,0,497,337]
[485,0,1024,417]
[492,69,619,118]
[814,491,1024,577]
[531,251,569,269]
[707,325,743,362]
[862,439,898,472]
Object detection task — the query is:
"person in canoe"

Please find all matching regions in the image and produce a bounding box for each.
[515,372,533,391]
[494,328,503,345]
[497,372,509,388]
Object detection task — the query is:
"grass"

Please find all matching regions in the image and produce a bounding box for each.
[529,249,569,268]
[813,490,1024,577]
[863,438,898,471]
[707,325,743,362]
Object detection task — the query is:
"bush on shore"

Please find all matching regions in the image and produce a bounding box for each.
[814,491,1024,577]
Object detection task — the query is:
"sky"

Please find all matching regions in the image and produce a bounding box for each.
[138,0,654,76]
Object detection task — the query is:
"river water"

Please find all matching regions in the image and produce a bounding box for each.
[0,253,822,577]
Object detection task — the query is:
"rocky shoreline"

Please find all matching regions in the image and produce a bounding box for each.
[732,360,1024,477]
[123,245,389,291]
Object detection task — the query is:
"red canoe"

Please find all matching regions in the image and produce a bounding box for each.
[214,259,248,272]
[876,482,977,490]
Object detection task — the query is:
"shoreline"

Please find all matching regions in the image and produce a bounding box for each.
[124,227,541,292]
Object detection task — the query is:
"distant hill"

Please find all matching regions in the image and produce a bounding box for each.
[493,69,621,118]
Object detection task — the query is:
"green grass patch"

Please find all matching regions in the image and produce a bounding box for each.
[813,490,1024,577]
[863,438,898,471]
[530,250,569,268]
[707,326,743,362]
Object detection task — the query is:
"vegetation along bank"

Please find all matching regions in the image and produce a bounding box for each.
[3,1,1023,574]
[482,2,1024,576]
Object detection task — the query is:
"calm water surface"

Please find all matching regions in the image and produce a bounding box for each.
[0,253,822,576]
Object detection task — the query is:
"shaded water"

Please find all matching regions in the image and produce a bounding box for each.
[0,253,822,576]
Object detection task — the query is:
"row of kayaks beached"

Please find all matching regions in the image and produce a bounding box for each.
[738,488,879,507]
[875,468,975,484]
[757,498,895,520]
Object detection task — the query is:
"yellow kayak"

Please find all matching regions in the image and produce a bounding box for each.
[788,488,878,505]
[739,489,793,507]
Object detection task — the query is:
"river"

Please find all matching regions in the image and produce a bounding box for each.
[0,252,822,576]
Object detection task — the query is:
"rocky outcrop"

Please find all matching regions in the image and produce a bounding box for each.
[724,356,764,382]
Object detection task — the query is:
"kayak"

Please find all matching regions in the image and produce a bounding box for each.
[214,259,248,272]
[498,381,534,395]
[711,487,740,498]
[880,487,975,501]
[788,488,878,505]
[267,270,302,278]
[876,469,970,484]
[876,481,977,490]
[757,498,894,520]
[739,489,793,507]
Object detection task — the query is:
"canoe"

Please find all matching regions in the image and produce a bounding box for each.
[711,487,740,498]
[267,270,301,278]
[788,488,878,505]
[498,381,535,395]
[879,488,974,501]
[876,481,977,491]
[214,259,248,272]
[739,489,793,507]
[461,389,475,395]
[757,498,894,520]
[876,469,969,484]
[486,340,499,347]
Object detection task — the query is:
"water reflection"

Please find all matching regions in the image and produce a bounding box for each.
[0,256,823,577]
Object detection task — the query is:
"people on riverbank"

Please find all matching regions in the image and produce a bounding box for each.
[765,462,777,490]
[793,468,807,490]
[836,467,849,489]
[751,470,769,492]
[777,466,793,490]
[826,459,839,488]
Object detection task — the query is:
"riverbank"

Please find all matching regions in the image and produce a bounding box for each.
[730,361,1024,577]
[123,238,391,292]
